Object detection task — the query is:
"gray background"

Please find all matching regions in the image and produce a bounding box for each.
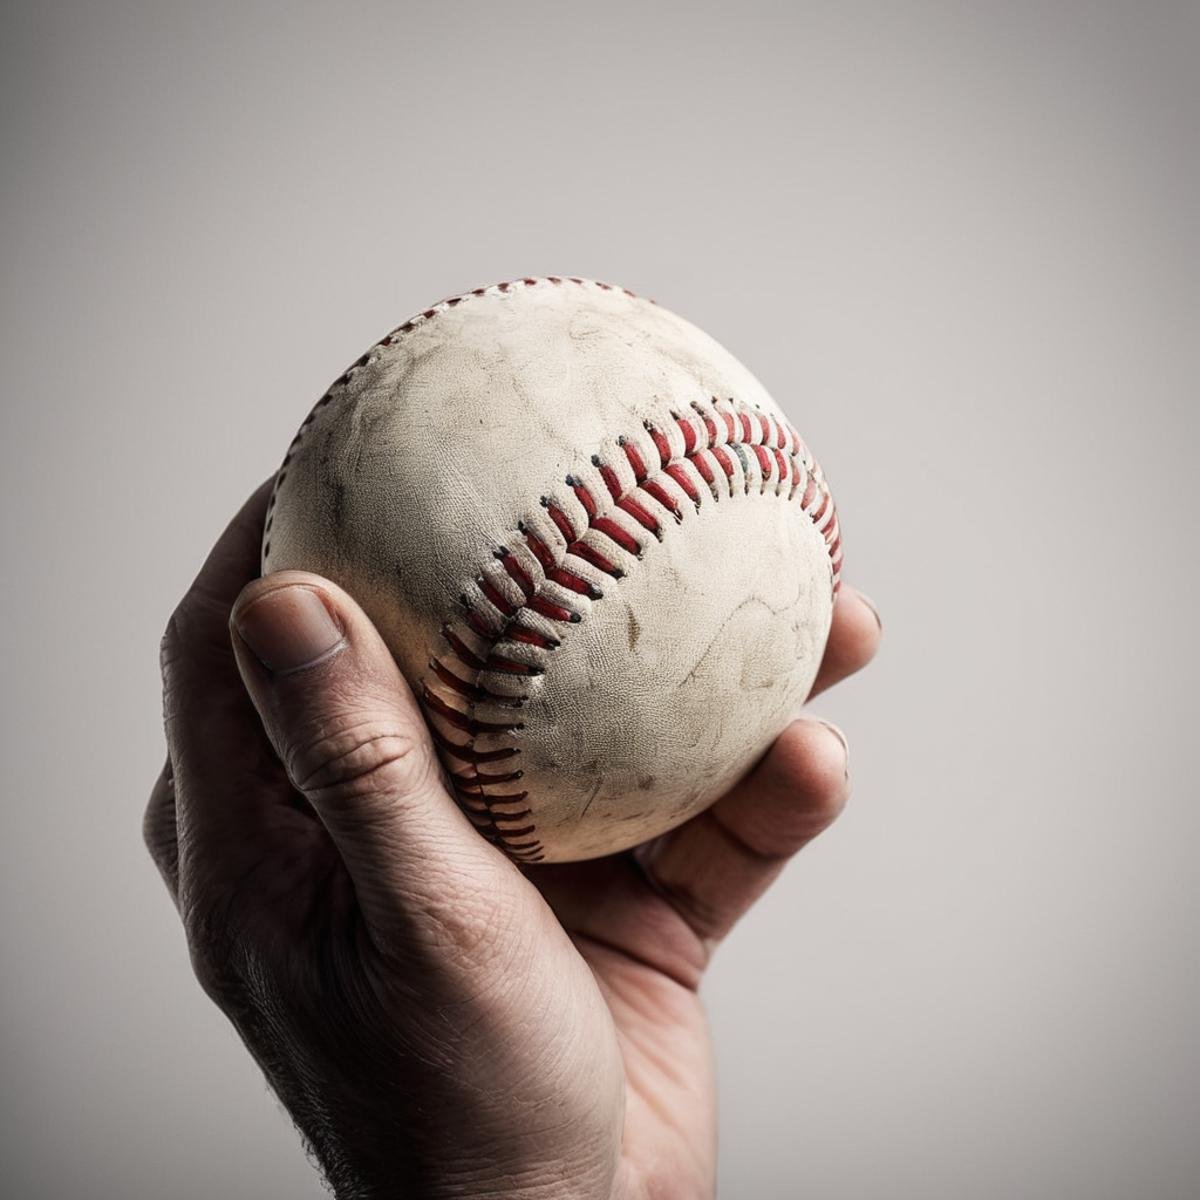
[2,2,1196,1197]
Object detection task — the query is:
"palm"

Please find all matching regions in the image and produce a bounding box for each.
[549,860,716,1192]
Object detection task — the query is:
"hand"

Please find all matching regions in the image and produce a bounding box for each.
[145,479,881,1200]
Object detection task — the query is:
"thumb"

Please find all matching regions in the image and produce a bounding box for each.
[228,569,514,942]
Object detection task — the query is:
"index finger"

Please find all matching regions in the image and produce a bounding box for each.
[157,479,293,898]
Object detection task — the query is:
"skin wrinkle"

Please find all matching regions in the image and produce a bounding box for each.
[575,929,704,996]
[638,872,729,950]
[607,1000,711,1198]
[435,929,543,1035]
[361,880,504,975]
[291,728,429,798]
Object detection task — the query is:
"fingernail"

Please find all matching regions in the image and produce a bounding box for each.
[819,720,851,782]
[234,586,345,673]
[857,592,882,632]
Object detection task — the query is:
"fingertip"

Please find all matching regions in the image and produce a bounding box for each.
[703,716,852,864]
[231,576,347,676]
[231,569,342,625]
[142,758,180,899]
[854,590,882,634]
[772,717,851,799]
[235,475,278,532]
[834,586,883,653]
[809,585,883,698]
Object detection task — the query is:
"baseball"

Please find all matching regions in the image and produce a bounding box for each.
[264,277,842,863]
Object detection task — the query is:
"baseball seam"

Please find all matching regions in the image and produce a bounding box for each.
[263,277,841,864]
[423,400,841,863]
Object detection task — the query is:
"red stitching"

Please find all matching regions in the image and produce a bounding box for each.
[529,594,579,623]
[495,550,535,597]
[544,502,576,542]
[265,278,841,863]
[616,493,661,535]
[424,397,840,863]
[592,517,641,555]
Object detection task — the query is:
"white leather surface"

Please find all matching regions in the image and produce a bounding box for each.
[265,279,839,861]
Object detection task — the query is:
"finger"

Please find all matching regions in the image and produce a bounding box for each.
[633,718,850,949]
[143,757,180,902]
[161,479,312,903]
[228,571,522,945]
[808,586,882,700]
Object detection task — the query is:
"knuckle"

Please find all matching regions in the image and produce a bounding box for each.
[159,608,185,673]
[287,714,436,809]
[142,795,177,876]
[142,765,180,887]
[181,891,247,1005]
[160,589,236,678]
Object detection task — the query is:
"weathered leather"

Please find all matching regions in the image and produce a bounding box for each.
[265,278,841,863]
